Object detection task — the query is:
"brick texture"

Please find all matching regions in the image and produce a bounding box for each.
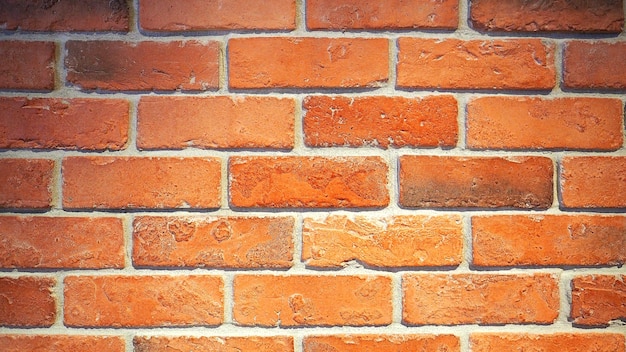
[303,334,460,352]
[470,333,625,352]
[563,41,626,90]
[0,335,125,352]
[133,336,294,352]
[571,275,626,326]
[0,159,54,210]
[0,277,56,327]
[0,41,55,90]
[560,156,626,209]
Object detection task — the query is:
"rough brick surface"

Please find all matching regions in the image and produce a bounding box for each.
[571,275,626,326]
[133,216,294,268]
[64,275,223,327]
[306,0,458,30]
[0,41,55,90]
[402,274,559,325]
[229,37,388,89]
[563,41,626,90]
[0,97,129,150]
[303,95,458,149]
[0,216,124,269]
[134,336,294,352]
[302,215,463,268]
[560,157,626,209]
[0,277,56,327]
[0,159,54,210]
[229,156,389,208]
[397,38,556,90]
[138,96,294,150]
[233,275,392,327]
[0,335,125,352]
[399,156,553,209]
[467,97,623,150]
[470,0,624,33]
[0,0,129,32]
[303,334,460,352]
[472,215,626,267]
[65,40,219,91]
[139,0,295,31]
[470,333,625,352]
[62,156,221,210]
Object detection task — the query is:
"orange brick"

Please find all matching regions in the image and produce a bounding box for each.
[0,277,56,327]
[0,335,124,352]
[64,275,223,327]
[472,215,626,267]
[303,95,458,149]
[133,336,294,352]
[229,156,389,208]
[0,216,124,269]
[560,156,626,208]
[471,333,625,352]
[564,41,626,90]
[306,0,458,30]
[62,156,221,210]
[0,97,129,150]
[65,40,219,91]
[402,273,559,325]
[397,38,555,90]
[233,275,392,327]
[467,97,623,150]
[0,41,55,90]
[138,96,294,150]
[470,0,624,33]
[139,0,295,31]
[0,159,54,210]
[229,37,388,89]
[399,156,553,209]
[0,0,129,32]
[303,334,460,352]
[133,216,294,269]
[302,215,463,268]
[571,275,626,326]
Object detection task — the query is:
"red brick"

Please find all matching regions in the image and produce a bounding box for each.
[65,40,219,91]
[0,216,124,269]
[134,336,294,352]
[0,335,125,352]
[571,275,626,326]
[0,97,129,150]
[471,333,625,352]
[303,334,460,352]
[138,96,294,150]
[470,0,624,33]
[0,277,56,327]
[133,216,294,269]
[303,95,458,149]
[62,156,221,210]
[399,156,553,209]
[0,0,129,32]
[302,215,463,268]
[397,38,556,90]
[467,97,623,150]
[563,41,626,90]
[229,37,388,89]
[472,215,626,267]
[139,0,295,31]
[560,156,626,208]
[402,273,559,325]
[0,41,55,90]
[229,156,389,208]
[306,0,458,30]
[64,275,223,327]
[233,275,392,327]
[0,159,54,210]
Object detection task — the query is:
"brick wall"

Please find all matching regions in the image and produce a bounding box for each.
[0,0,625,351]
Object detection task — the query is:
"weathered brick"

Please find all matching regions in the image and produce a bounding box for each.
[302,215,463,268]
[0,41,55,90]
[229,37,388,89]
[133,216,294,269]
[303,334,460,352]
[0,159,54,210]
[397,38,556,90]
[571,275,626,326]
[564,41,626,90]
[399,156,553,209]
[65,40,219,91]
[0,97,129,150]
[471,333,625,352]
[560,156,626,208]
[64,275,223,327]
[229,156,389,208]
[402,273,559,325]
[0,216,124,269]
[134,336,294,352]
[62,156,221,210]
[137,96,294,150]
[303,95,458,149]
[467,97,623,150]
[0,335,125,352]
[0,277,56,327]
[233,275,392,327]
